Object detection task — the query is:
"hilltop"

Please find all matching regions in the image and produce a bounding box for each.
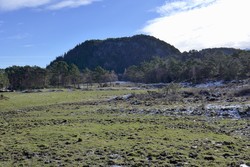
[50,35,181,73]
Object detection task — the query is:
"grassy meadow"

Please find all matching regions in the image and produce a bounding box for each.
[0,87,249,166]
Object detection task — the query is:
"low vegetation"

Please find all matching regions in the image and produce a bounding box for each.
[0,83,249,166]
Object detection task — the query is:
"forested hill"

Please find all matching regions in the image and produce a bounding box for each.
[180,48,242,60]
[50,35,181,73]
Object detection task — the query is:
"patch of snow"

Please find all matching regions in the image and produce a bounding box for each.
[205,104,245,119]
[240,164,249,167]
[112,81,134,85]
[121,94,133,100]
[180,82,192,87]
[108,94,133,101]
[195,81,224,88]
[206,104,243,110]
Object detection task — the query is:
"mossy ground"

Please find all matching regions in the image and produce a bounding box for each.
[0,88,249,166]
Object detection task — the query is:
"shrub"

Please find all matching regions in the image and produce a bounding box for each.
[235,87,250,97]
[162,83,181,95]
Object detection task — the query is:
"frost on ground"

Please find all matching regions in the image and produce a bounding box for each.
[205,104,250,119]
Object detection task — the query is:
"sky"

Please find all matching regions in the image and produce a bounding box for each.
[0,0,250,68]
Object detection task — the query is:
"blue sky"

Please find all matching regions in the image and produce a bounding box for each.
[0,0,250,68]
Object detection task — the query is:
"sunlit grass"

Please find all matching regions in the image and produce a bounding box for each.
[0,89,145,111]
[0,88,249,166]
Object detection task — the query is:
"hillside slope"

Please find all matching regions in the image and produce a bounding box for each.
[51,35,181,73]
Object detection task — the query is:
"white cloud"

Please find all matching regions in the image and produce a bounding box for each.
[0,0,99,11]
[0,0,51,10]
[48,0,99,10]
[157,0,216,16]
[143,0,250,51]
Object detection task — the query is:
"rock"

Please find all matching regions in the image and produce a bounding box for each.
[108,160,115,165]
[199,90,210,96]
[239,106,250,118]
[127,136,135,140]
[182,91,194,98]
[189,152,198,159]
[223,153,231,158]
[207,97,217,101]
[169,159,179,164]
[65,141,71,145]
[215,143,222,148]
[159,151,167,157]
[211,92,221,97]
[235,88,250,97]
[75,158,83,161]
[130,100,142,105]
[223,141,233,145]
[22,151,34,159]
[62,119,68,124]
[191,145,198,149]
[147,155,152,161]
[204,156,215,161]
[122,94,134,100]
[77,138,82,142]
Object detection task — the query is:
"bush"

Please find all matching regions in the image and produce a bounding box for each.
[235,87,250,97]
[234,87,250,97]
[0,94,9,100]
[162,83,181,95]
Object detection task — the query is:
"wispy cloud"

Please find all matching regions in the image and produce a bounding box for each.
[0,0,51,11]
[6,33,31,40]
[23,44,34,48]
[143,0,250,51]
[0,0,99,11]
[157,0,216,16]
[48,0,100,10]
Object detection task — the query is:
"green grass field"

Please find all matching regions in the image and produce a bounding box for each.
[0,89,144,111]
[0,89,249,166]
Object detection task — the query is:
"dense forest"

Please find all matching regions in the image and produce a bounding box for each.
[0,35,250,90]
[124,50,250,83]
[50,35,181,73]
[1,63,117,90]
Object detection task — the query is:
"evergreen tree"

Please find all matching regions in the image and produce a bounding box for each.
[68,64,81,88]
[82,68,93,88]
[0,70,9,89]
[5,66,46,90]
[47,61,69,87]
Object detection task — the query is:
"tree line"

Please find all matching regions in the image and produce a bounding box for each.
[0,61,118,90]
[1,50,249,90]
[123,50,250,83]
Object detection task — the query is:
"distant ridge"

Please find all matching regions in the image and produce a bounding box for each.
[50,35,181,73]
